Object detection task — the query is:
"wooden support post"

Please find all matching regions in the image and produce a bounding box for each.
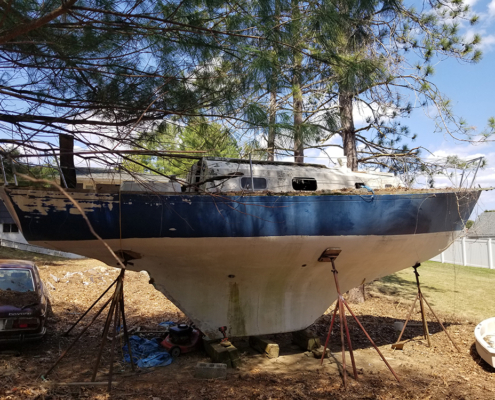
[292,329,320,351]
[249,336,279,359]
[59,134,77,188]
[204,339,241,368]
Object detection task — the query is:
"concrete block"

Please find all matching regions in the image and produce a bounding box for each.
[249,336,279,358]
[203,339,241,368]
[225,344,242,368]
[292,329,320,351]
[312,346,331,359]
[194,362,227,380]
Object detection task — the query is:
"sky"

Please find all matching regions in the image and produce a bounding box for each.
[401,0,495,220]
[302,0,495,221]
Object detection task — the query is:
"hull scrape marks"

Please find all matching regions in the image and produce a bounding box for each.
[228,282,246,337]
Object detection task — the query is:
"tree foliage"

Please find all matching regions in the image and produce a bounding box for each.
[126,118,241,176]
[0,0,247,161]
[0,0,490,173]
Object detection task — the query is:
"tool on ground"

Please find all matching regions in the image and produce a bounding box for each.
[160,324,202,357]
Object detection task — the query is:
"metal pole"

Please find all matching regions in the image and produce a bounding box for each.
[331,258,357,383]
[321,252,400,384]
[107,296,120,392]
[51,147,68,189]
[249,153,254,192]
[119,280,135,371]
[341,296,358,380]
[64,278,118,336]
[10,159,17,186]
[91,276,122,382]
[44,297,113,377]
[422,295,461,352]
[0,155,8,186]
[488,238,493,270]
[321,302,338,365]
[338,294,347,388]
[343,301,401,383]
[469,157,483,188]
[413,265,431,346]
[395,293,419,344]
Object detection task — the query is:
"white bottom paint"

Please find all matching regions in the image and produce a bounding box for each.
[33,231,458,338]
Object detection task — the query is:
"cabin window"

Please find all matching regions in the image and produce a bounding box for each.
[292,177,317,191]
[3,223,19,233]
[240,177,267,190]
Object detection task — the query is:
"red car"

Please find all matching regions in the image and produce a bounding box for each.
[0,260,49,343]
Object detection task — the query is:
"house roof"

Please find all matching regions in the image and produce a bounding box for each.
[467,212,495,238]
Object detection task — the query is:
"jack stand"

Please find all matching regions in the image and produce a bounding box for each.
[44,269,135,392]
[394,263,460,352]
[319,248,400,388]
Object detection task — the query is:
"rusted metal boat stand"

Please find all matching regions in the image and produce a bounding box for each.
[43,269,135,392]
[319,248,400,388]
[394,263,460,352]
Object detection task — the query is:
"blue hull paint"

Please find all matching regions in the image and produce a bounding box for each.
[10,190,479,241]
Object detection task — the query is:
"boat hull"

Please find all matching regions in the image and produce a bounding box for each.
[2,188,480,338]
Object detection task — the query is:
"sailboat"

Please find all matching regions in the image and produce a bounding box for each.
[0,157,481,338]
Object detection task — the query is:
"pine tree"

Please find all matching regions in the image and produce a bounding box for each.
[0,0,251,163]
[311,0,484,171]
[126,118,241,176]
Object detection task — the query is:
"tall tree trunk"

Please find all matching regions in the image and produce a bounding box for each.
[293,72,304,163]
[339,92,357,171]
[267,0,280,162]
[267,88,277,161]
[292,0,304,163]
[339,92,364,301]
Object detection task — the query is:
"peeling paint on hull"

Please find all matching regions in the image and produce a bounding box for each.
[2,188,480,338]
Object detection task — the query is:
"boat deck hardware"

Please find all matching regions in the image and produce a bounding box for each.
[394,263,460,352]
[318,248,342,262]
[320,249,400,388]
[44,269,135,392]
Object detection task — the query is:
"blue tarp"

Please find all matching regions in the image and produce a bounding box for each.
[122,335,173,368]
[158,321,175,328]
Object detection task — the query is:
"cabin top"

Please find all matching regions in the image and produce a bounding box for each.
[16,157,403,194]
[186,157,402,193]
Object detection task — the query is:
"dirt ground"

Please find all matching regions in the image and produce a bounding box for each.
[0,256,494,400]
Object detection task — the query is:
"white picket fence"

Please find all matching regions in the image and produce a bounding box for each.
[431,237,495,269]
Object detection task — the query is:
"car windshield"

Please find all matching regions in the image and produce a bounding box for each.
[0,269,35,292]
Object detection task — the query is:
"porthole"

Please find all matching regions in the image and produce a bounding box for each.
[292,177,317,191]
[241,177,267,190]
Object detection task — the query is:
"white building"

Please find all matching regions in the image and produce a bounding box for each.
[0,200,27,244]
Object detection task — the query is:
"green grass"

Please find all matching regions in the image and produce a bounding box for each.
[368,261,495,323]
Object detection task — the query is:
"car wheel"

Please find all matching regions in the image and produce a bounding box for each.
[46,298,53,318]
